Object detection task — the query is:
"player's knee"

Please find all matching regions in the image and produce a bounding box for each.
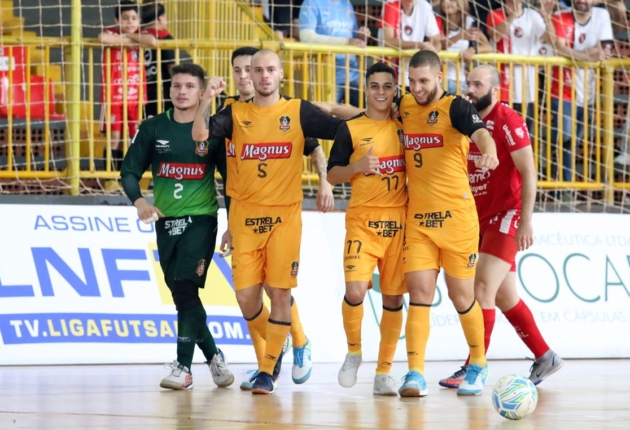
[448,288,474,311]
[266,286,291,305]
[474,279,496,305]
[171,279,202,311]
[382,294,403,309]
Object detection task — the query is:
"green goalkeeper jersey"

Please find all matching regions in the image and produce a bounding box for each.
[120,109,227,217]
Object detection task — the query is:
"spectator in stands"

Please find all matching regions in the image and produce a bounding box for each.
[486,0,555,133]
[97,0,156,190]
[379,0,441,85]
[262,0,304,40]
[550,0,613,184]
[141,2,176,117]
[437,0,492,94]
[299,0,370,106]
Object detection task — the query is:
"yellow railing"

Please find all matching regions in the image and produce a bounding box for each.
[0,36,628,202]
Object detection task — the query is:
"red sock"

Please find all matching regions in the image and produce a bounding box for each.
[503,299,549,358]
[465,308,495,365]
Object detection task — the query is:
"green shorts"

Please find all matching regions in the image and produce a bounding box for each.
[156,214,218,289]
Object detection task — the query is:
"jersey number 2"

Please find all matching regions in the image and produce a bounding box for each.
[174,183,184,199]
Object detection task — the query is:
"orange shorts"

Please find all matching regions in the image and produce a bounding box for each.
[229,200,302,290]
[99,102,142,136]
[404,204,479,279]
[344,207,406,296]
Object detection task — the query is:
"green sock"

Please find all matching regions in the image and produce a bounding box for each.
[194,305,218,361]
[176,307,200,369]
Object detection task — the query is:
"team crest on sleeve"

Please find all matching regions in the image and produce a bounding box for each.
[515,126,526,139]
[195,141,208,156]
[427,110,439,126]
[196,259,206,277]
[467,253,477,268]
[291,261,299,277]
[279,116,291,132]
[471,114,483,124]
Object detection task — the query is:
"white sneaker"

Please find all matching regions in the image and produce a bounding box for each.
[292,338,313,384]
[160,360,193,390]
[456,364,489,396]
[207,349,234,387]
[373,374,397,396]
[338,353,362,388]
[529,350,564,385]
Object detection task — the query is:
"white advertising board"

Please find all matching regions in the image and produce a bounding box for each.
[0,205,628,365]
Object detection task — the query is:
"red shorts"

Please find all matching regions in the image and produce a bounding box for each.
[99,102,142,136]
[479,210,520,272]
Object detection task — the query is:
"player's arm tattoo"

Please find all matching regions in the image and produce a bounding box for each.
[311,146,328,182]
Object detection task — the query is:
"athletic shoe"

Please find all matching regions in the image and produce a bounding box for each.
[240,369,259,391]
[160,360,193,390]
[252,371,276,395]
[241,335,290,390]
[438,365,467,388]
[207,349,234,387]
[373,374,398,396]
[456,364,489,396]
[529,350,564,385]
[338,353,362,388]
[292,338,313,384]
[398,371,428,397]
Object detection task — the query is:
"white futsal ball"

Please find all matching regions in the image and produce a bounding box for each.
[492,374,538,420]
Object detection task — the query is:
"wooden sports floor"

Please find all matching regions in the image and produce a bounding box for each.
[1,360,628,429]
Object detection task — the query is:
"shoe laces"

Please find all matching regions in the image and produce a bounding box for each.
[164,360,186,376]
[527,357,539,375]
[463,365,483,384]
[341,354,361,371]
[294,346,305,367]
[401,371,418,382]
[450,366,467,379]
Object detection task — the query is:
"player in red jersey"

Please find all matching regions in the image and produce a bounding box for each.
[439,65,563,388]
[98,1,156,181]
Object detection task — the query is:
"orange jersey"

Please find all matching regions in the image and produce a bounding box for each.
[210,96,341,206]
[328,113,407,210]
[220,96,240,199]
[398,92,485,212]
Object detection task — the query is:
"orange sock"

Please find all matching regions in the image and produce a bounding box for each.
[376,304,403,374]
[245,303,269,366]
[342,296,363,353]
[458,300,486,367]
[260,319,291,375]
[406,303,431,375]
[290,296,307,348]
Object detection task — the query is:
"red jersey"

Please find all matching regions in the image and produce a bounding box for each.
[467,103,530,223]
[100,27,147,105]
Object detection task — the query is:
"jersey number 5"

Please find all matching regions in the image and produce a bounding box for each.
[258,162,267,178]
[174,183,184,199]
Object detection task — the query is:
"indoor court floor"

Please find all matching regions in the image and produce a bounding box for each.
[1,359,628,429]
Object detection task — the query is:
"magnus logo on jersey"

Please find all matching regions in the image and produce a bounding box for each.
[226,141,236,157]
[379,155,406,175]
[157,163,206,180]
[195,141,208,156]
[241,143,293,161]
[427,110,439,126]
[279,116,291,132]
[404,134,443,151]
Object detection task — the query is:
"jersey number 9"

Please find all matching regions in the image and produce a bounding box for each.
[413,153,423,168]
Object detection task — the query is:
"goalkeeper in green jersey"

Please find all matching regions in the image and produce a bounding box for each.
[121,63,234,390]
